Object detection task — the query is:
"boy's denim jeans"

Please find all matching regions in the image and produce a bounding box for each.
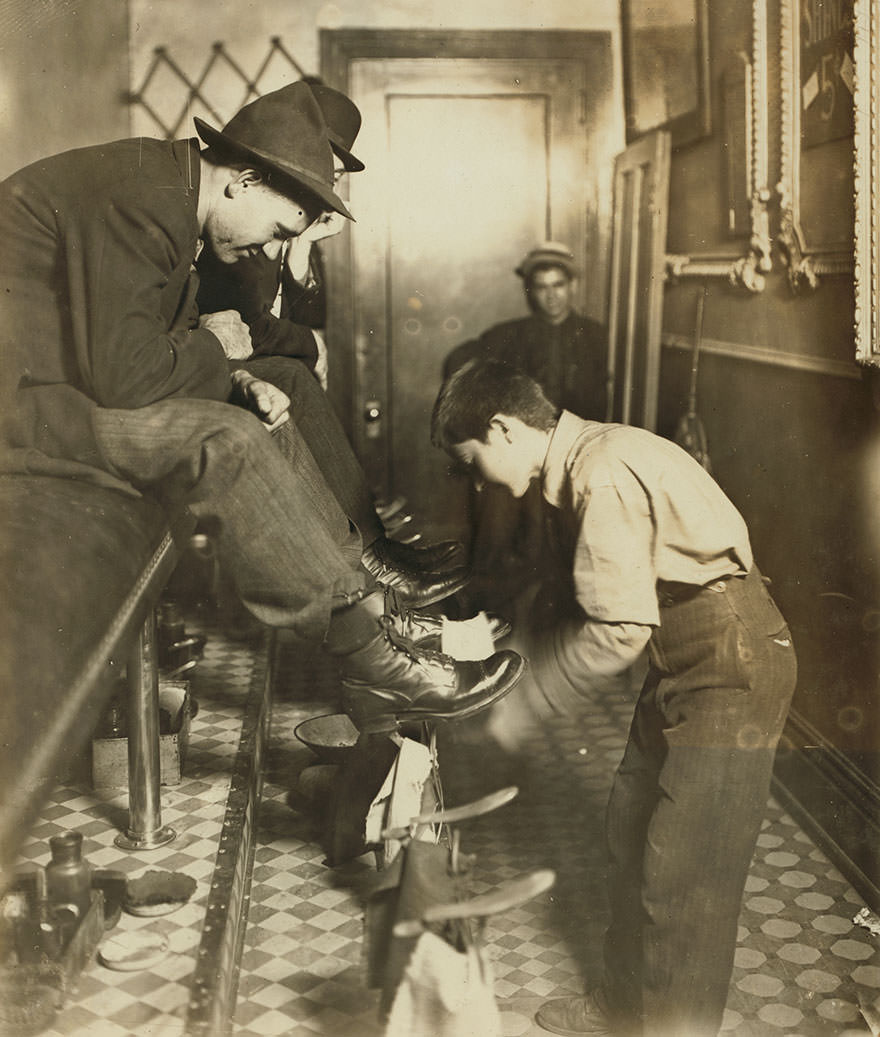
[603,567,797,1037]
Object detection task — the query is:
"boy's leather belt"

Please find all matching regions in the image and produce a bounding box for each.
[657,575,734,608]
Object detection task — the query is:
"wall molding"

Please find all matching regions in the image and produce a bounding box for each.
[662,332,863,380]
[773,708,880,912]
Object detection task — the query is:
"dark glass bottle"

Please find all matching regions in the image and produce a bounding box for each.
[46,832,92,922]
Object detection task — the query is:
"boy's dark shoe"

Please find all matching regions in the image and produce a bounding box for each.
[535,989,615,1036]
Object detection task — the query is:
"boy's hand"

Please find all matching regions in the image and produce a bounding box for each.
[485,669,544,754]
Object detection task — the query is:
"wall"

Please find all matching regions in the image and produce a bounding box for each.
[0,0,129,178]
[657,0,880,902]
[127,0,621,135]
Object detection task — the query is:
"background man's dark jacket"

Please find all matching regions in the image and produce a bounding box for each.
[444,312,608,420]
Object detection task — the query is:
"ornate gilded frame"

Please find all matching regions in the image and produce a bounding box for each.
[853,0,879,365]
[665,0,772,292]
[777,0,855,291]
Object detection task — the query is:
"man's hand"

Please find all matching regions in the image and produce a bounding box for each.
[300,211,346,245]
[200,310,253,360]
[230,371,290,432]
[284,212,347,284]
[485,670,545,754]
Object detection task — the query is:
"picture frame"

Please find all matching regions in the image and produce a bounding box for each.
[663,0,772,292]
[777,0,855,291]
[620,0,711,148]
[853,0,879,365]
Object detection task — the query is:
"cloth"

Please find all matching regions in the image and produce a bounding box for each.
[365,841,461,1021]
[281,242,327,329]
[527,410,754,709]
[603,567,797,1036]
[195,244,321,368]
[227,355,384,545]
[444,312,607,419]
[365,737,438,868]
[0,137,229,476]
[93,398,364,640]
[520,410,797,1036]
[385,930,501,1037]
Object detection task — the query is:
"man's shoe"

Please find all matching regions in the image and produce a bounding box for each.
[364,535,466,574]
[363,553,470,609]
[394,608,511,650]
[338,619,525,729]
[535,990,614,1036]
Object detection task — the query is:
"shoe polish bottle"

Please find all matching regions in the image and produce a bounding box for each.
[46,831,92,924]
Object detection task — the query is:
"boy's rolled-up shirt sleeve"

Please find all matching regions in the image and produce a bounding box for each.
[527,618,651,716]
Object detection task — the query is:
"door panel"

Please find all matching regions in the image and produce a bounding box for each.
[324,34,621,541]
[606,130,671,430]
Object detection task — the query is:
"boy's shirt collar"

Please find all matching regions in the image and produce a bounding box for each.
[541,409,589,508]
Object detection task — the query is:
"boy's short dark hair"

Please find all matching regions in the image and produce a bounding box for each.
[431,359,559,450]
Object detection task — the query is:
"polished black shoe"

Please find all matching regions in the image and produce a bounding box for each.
[338,618,525,729]
[393,608,511,651]
[363,552,470,609]
[364,535,466,574]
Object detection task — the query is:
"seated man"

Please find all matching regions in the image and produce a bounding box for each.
[431,360,797,1037]
[444,243,608,610]
[195,78,361,388]
[195,81,462,592]
[0,83,524,731]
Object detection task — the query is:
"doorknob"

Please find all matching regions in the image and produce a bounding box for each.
[364,398,382,440]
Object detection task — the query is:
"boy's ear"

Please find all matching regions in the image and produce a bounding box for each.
[488,414,512,440]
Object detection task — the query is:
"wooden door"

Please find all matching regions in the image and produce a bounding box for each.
[322,31,621,541]
[606,130,671,430]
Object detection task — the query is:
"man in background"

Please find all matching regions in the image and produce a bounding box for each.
[444,242,608,611]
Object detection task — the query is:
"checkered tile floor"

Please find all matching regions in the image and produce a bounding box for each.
[11,613,260,1037]
[237,638,880,1037]
[11,615,880,1036]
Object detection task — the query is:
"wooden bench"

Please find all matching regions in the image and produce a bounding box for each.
[0,475,194,888]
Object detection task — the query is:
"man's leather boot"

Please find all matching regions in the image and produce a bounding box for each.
[362,540,470,608]
[360,587,511,651]
[364,535,466,573]
[325,591,525,730]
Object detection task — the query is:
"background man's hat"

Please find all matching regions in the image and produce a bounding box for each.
[306,81,365,172]
[194,82,353,219]
[515,241,579,280]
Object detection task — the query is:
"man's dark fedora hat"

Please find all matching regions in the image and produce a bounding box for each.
[306,81,365,172]
[194,82,353,219]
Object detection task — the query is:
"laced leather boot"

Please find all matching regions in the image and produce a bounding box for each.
[327,601,524,730]
[361,541,469,609]
[364,535,466,573]
[392,606,510,651]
